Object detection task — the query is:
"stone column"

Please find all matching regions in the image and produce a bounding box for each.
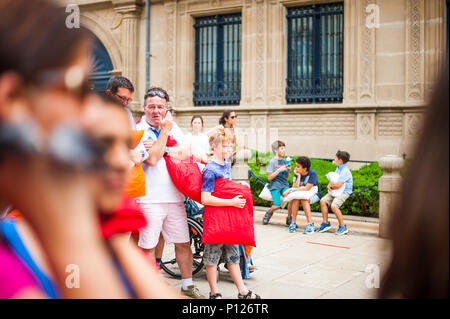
[113,0,142,112]
[378,155,404,238]
[232,149,253,187]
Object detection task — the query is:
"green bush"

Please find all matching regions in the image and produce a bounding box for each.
[248,151,383,217]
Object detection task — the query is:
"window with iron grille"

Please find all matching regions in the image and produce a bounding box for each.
[194,13,241,106]
[286,2,344,104]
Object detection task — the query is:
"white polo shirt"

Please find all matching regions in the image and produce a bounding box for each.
[136,117,185,204]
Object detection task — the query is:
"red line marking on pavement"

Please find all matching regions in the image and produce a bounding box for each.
[306,242,351,249]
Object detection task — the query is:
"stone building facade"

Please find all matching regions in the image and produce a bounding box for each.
[59,0,448,161]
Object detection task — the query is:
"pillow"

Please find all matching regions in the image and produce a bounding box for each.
[326,172,345,197]
[258,184,273,201]
[281,186,319,208]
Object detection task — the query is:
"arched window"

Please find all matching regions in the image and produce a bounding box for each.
[88,35,114,92]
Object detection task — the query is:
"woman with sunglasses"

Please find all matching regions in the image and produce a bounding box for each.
[0,0,129,298]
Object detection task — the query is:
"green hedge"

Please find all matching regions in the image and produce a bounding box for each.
[247,150,383,217]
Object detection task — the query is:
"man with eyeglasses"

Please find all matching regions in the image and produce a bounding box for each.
[106,76,136,129]
[136,87,206,299]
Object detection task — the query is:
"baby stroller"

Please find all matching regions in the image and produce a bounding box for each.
[159,197,253,279]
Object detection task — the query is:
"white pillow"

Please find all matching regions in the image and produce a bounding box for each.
[326,172,345,197]
[281,186,319,207]
[259,184,274,201]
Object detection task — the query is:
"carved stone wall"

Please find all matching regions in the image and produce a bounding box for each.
[57,0,446,161]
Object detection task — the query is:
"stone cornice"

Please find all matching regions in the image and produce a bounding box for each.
[112,0,143,13]
[172,104,426,114]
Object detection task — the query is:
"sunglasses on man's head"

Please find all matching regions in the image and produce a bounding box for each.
[147,90,167,100]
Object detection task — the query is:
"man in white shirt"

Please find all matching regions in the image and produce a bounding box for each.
[136,87,205,299]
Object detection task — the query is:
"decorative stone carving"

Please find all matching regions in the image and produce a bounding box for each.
[378,114,403,136]
[406,114,422,137]
[164,1,176,98]
[359,114,373,136]
[406,0,423,102]
[359,0,375,102]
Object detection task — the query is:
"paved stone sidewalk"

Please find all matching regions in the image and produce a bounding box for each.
[162,218,391,299]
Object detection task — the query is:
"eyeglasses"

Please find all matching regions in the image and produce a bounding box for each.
[114,93,133,105]
[230,115,237,119]
[146,90,167,100]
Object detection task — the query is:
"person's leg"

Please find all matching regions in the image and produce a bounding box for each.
[290,199,301,223]
[164,202,204,298]
[264,189,282,224]
[174,242,193,280]
[270,189,282,213]
[138,203,165,261]
[330,205,344,226]
[206,265,220,296]
[330,193,350,226]
[204,244,222,298]
[154,234,165,266]
[287,201,293,219]
[320,194,333,223]
[223,245,259,299]
[317,194,333,233]
[301,199,313,224]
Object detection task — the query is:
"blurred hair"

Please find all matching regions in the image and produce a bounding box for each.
[379,54,449,299]
[209,128,234,147]
[296,156,311,171]
[336,150,350,164]
[106,76,134,94]
[271,140,286,154]
[0,0,91,84]
[219,109,235,126]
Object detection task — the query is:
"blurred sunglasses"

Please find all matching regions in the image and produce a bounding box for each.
[230,115,237,119]
[34,66,90,98]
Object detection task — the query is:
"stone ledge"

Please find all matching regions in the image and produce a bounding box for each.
[253,206,379,237]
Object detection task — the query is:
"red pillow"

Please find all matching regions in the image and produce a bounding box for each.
[164,157,256,247]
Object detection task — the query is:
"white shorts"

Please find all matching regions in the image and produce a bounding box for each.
[138,202,190,249]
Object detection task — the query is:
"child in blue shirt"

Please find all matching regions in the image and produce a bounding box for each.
[317,150,353,235]
[200,129,261,299]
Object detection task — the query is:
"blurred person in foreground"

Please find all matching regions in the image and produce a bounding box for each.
[0,0,130,298]
[378,54,449,299]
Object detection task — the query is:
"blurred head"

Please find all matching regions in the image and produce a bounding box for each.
[335,150,350,166]
[271,140,286,157]
[106,76,134,107]
[219,109,237,128]
[209,128,234,160]
[143,87,169,129]
[296,156,311,175]
[379,55,449,299]
[191,115,204,134]
[81,93,132,213]
[0,0,93,134]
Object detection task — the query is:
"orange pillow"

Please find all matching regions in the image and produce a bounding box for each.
[124,165,146,198]
[131,130,144,149]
